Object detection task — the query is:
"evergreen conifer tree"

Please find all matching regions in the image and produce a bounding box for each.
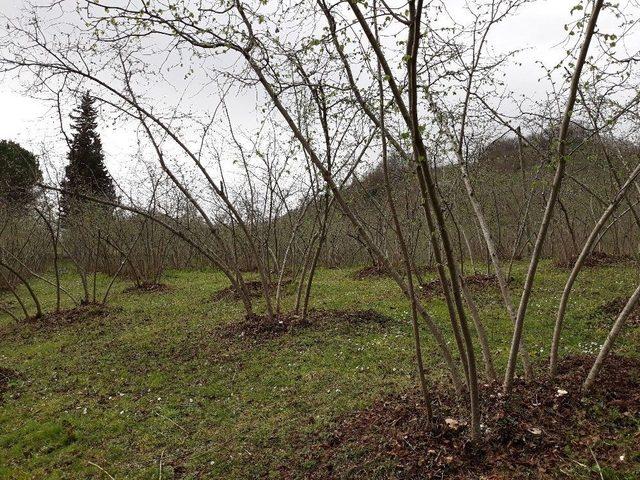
[60,92,116,219]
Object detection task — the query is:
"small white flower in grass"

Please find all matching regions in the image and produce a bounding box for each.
[619,454,625,462]
[82,407,87,414]
[556,389,568,397]
[445,418,462,430]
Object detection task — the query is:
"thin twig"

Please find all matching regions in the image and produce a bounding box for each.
[590,447,604,480]
[87,461,116,480]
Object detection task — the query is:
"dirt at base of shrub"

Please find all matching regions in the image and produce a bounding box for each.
[555,251,633,269]
[284,355,640,479]
[596,296,640,326]
[420,273,510,298]
[352,265,388,280]
[22,303,114,331]
[217,308,392,340]
[123,283,173,294]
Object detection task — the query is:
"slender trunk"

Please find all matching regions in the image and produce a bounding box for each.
[461,278,497,382]
[0,260,42,318]
[302,200,330,320]
[458,158,534,379]
[295,230,319,314]
[0,271,29,319]
[61,236,91,305]
[92,229,101,303]
[0,249,78,306]
[274,206,308,313]
[558,198,578,254]
[550,160,640,376]
[103,236,144,286]
[102,223,147,304]
[344,0,480,432]
[403,0,480,436]
[583,282,640,391]
[302,231,325,320]
[460,224,476,274]
[375,0,433,414]
[504,0,604,393]
[0,304,19,322]
[102,256,126,304]
[35,208,61,312]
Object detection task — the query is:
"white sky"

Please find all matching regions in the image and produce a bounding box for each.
[0,0,636,183]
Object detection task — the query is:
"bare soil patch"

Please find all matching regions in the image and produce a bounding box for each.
[123,283,173,294]
[217,308,392,340]
[555,251,633,269]
[212,279,291,301]
[285,355,639,479]
[595,296,640,327]
[23,304,115,332]
[420,274,510,298]
[352,265,388,280]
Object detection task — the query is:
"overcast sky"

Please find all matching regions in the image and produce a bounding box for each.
[0,0,636,181]
[0,1,131,178]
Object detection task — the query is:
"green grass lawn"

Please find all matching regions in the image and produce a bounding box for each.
[0,262,638,479]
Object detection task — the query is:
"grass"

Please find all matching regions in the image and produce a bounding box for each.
[0,261,638,479]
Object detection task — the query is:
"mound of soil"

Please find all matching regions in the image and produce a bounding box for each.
[420,274,509,298]
[556,251,633,269]
[212,280,292,301]
[23,304,114,331]
[0,367,20,403]
[287,355,639,479]
[596,296,640,327]
[352,265,388,280]
[351,265,443,281]
[123,283,172,294]
[217,309,392,340]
